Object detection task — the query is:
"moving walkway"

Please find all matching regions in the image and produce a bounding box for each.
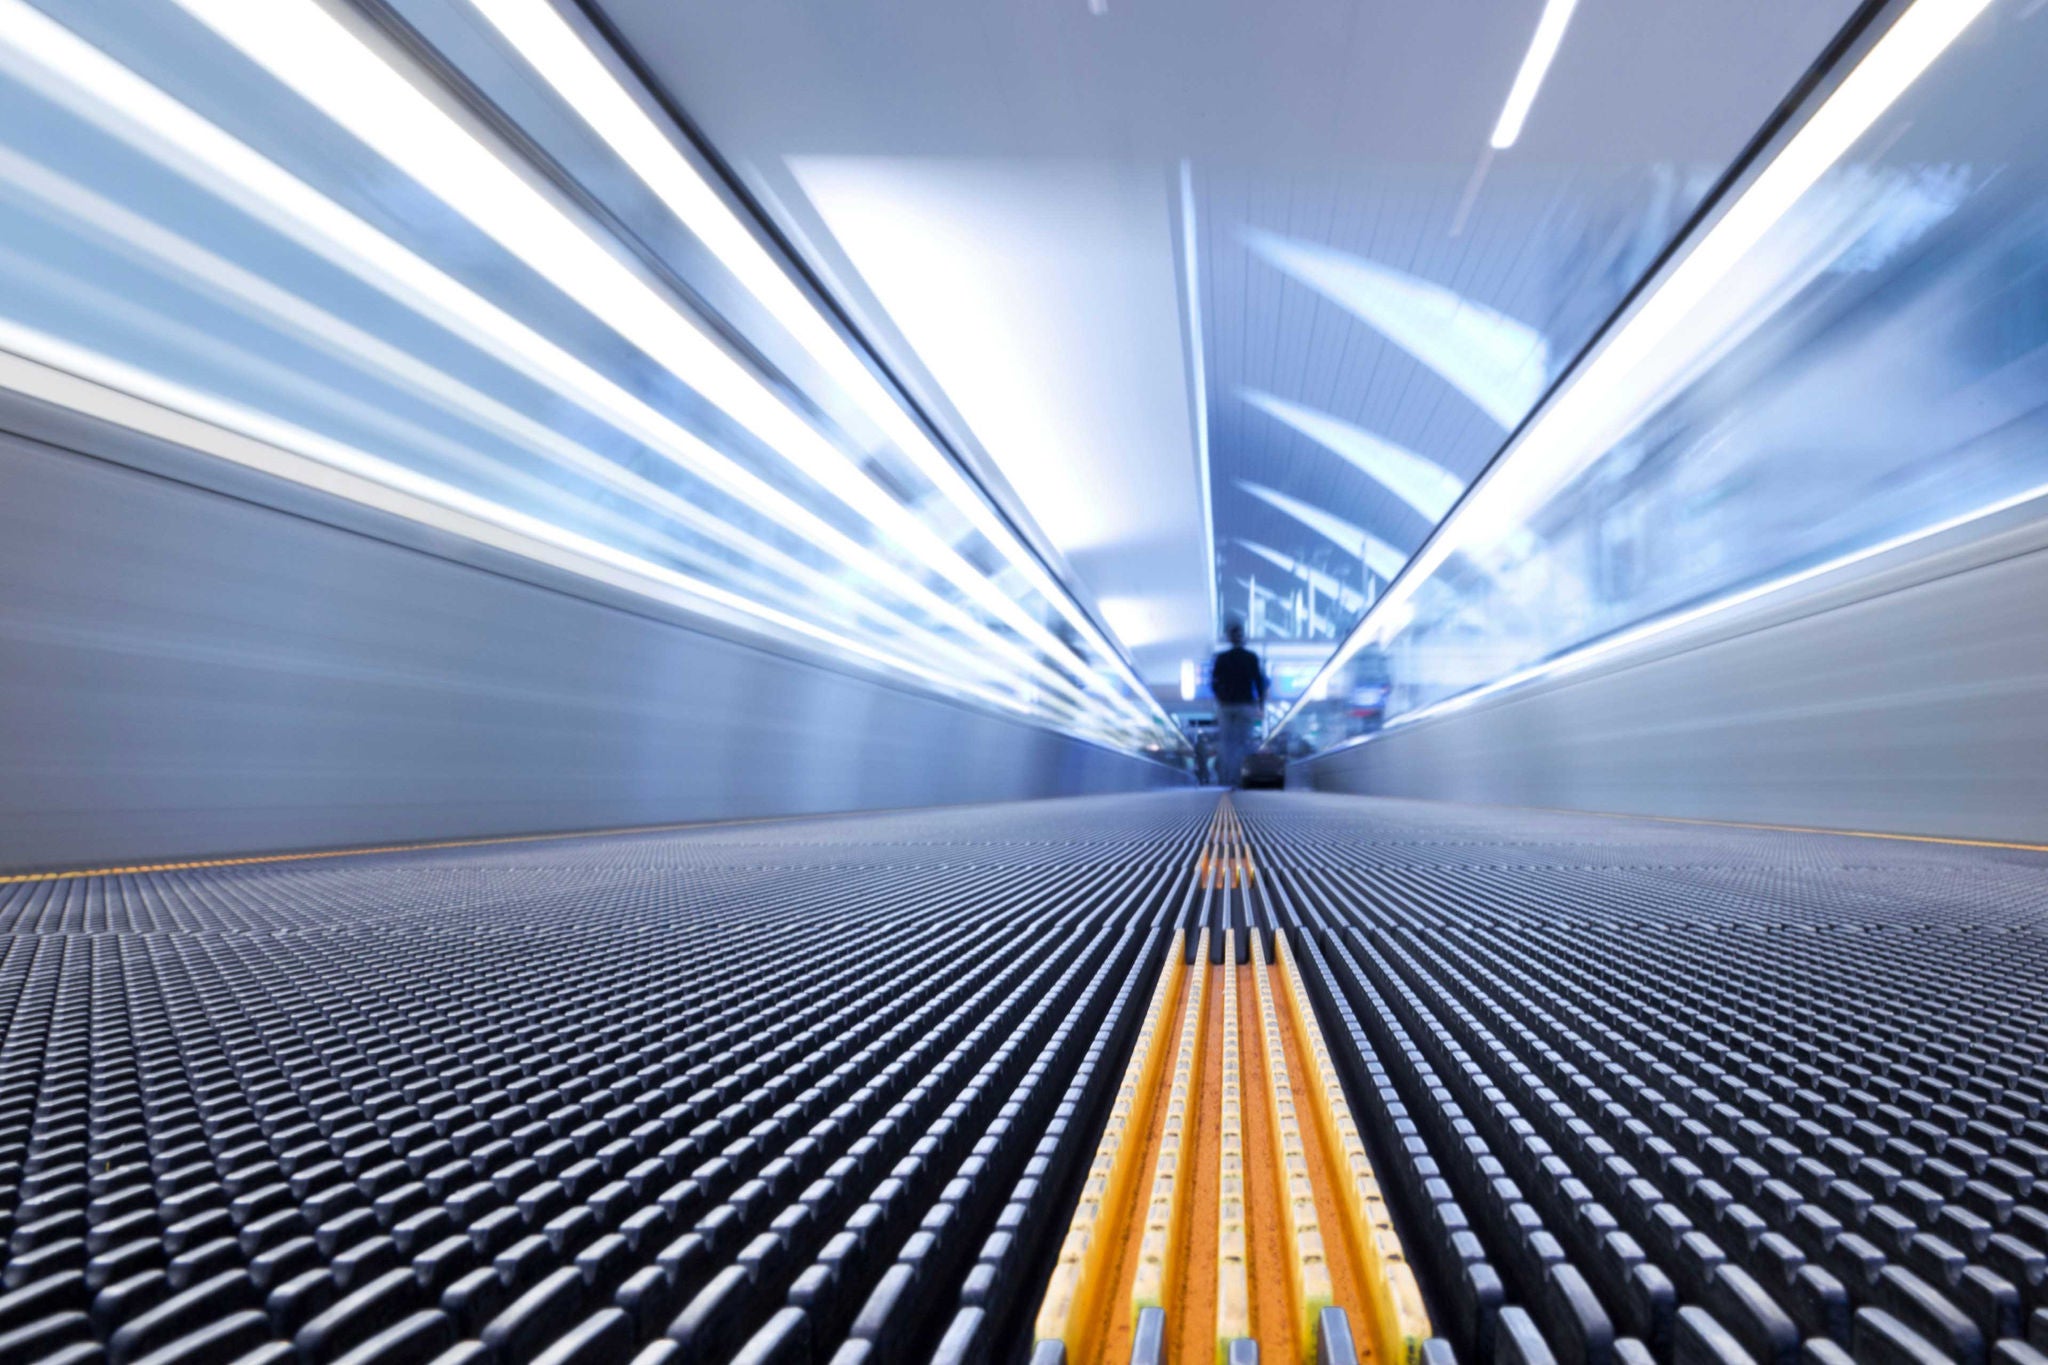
[5,790,2048,1365]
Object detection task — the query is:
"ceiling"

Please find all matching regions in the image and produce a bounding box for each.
[587,0,1863,693]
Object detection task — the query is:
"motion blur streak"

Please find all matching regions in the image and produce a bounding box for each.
[172,0,1109,693]
[1285,0,2008,744]
[463,0,1159,713]
[0,0,1177,752]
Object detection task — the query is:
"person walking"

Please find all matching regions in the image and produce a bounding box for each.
[1209,620,1267,788]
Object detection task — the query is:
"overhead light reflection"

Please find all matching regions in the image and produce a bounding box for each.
[1279,0,1999,736]
[1235,480,1408,581]
[1490,0,1580,150]
[460,0,1170,727]
[1243,389,1464,521]
[1244,229,1549,427]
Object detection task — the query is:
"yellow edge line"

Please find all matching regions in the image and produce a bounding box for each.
[1250,932,1330,1365]
[1132,928,1209,1318]
[0,812,818,885]
[1276,934,1431,1365]
[1036,929,1189,1360]
[1231,798,1257,886]
[1526,803,2048,855]
[1216,931,1251,1360]
[1209,794,1258,888]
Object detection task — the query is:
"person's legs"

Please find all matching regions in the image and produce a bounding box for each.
[1216,705,1255,787]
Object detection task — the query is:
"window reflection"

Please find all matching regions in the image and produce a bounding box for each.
[1288,0,2043,756]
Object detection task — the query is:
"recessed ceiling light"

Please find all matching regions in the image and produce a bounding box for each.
[1490,0,1580,150]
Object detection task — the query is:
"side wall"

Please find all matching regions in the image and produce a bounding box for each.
[1295,502,2048,843]
[0,423,1182,872]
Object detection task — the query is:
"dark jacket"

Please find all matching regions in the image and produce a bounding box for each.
[1210,646,1267,706]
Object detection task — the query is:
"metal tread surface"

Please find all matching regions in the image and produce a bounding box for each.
[1232,792,2048,1365]
[0,794,1215,1365]
[5,790,2048,1364]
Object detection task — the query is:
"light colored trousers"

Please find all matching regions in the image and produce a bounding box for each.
[1215,704,1261,787]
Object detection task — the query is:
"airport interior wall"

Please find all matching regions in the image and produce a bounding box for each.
[1294,492,2048,843]
[0,403,1184,874]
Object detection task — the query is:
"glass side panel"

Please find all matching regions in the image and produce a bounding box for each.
[1286,0,2047,758]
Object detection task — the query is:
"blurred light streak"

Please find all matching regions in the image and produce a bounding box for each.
[1242,389,1464,521]
[461,0,1168,725]
[1377,475,2048,736]
[0,144,989,674]
[1244,228,1549,427]
[1490,0,1580,150]
[0,312,1060,727]
[0,0,1174,750]
[169,0,1118,710]
[1279,0,1999,736]
[1234,481,1409,580]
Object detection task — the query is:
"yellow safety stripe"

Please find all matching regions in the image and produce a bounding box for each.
[1035,930,1189,1361]
[1276,935,1432,1365]
[1250,933,1334,1363]
[1199,796,1259,889]
[1591,808,2048,853]
[1131,929,1210,1319]
[0,812,802,885]
[1215,931,1252,1359]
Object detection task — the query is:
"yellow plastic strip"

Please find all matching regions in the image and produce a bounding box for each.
[1581,807,2048,853]
[1225,796,1257,886]
[1204,795,1258,888]
[0,811,805,884]
[1132,928,1210,1321]
[1276,935,1432,1365]
[1215,931,1252,1359]
[1199,796,1230,888]
[1035,930,1189,1361]
[1250,933,1333,1363]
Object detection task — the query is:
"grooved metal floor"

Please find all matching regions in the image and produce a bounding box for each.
[1235,793,2048,1365]
[5,791,2048,1365]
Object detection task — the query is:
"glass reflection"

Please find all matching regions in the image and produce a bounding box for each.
[0,0,1177,753]
[1207,158,1728,695]
[1287,0,2044,757]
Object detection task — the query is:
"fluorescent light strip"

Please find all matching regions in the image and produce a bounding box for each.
[1379,474,2048,736]
[0,146,1044,704]
[461,0,1171,726]
[1178,158,1219,639]
[2,234,859,655]
[0,2,1135,737]
[0,317,1062,722]
[0,327,1146,748]
[1490,0,1579,150]
[1284,0,1994,730]
[170,0,1122,716]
